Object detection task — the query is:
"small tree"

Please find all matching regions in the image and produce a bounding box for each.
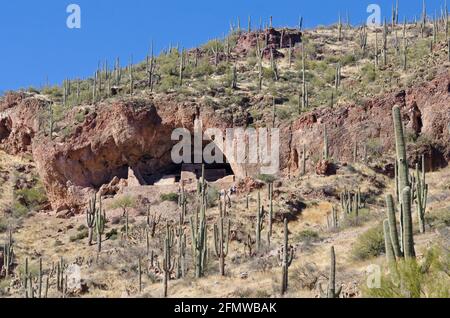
[110,195,136,239]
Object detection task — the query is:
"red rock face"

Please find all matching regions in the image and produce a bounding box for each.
[0,92,46,154]
[0,73,449,212]
[283,72,450,177]
[235,28,302,58]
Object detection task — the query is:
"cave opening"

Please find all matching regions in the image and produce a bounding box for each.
[0,117,12,142]
[139,140,235,186]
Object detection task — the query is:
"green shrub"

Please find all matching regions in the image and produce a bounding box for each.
[295,229,320,243]
[106,228,118,240]
[257,174,276,184]
[15,183,48,211]
[12,202,29,218]
[69,229,89,242]
[361,63,376,82]
[206,186,220,208]
[160,193,179,203]
[363,245,450,298]
[351,223,385,260]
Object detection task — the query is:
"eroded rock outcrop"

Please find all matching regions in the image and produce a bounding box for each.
[1,72,449,212]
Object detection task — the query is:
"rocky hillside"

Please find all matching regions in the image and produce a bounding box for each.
[0,19,449,298]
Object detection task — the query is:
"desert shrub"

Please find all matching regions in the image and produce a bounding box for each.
[295,229,320,243]
[0,219,8,233]
[106,228,118,240]
[12,202,29,218]
[206,186,220,208]
[341,208,371,228]
[257,174,276,184]
[192,59,215,77]
[70,229,89,242]
[160,193,179,203]
[361,63,376,82]
[363,245,450,298]
[15,182,48,211]
[351,223,385,260]
[157,75,178,92]
[426,207,450,227]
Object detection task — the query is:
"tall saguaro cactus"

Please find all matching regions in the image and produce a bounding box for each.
[401,187,416,258]
[255,192,265,251]
[415,155,428,233]
[392,106,410,197]
[190,203,208,278]
[320,246,342,298]
[213,216,230,276]
[158,223,176,298]
[95,203,106,254]
[385,194,402,258]
[278,218,295,295]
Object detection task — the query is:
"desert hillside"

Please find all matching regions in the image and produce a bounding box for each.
[0,14,449,298]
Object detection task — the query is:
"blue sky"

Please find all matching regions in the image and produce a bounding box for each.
[0,0,446,92]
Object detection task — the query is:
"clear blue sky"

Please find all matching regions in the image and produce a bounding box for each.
[0,0,445,92]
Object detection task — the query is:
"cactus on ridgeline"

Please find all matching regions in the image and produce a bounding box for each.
[255,37,263,91]
[403,19,408,71]
[301,41,308,110]
[231,64,238,89]
[320,246,342,298]
[270,48,279,81]
[147,42,155,91]
[179,48,185,87]
[278,218,295,295]
[383,19,388,66]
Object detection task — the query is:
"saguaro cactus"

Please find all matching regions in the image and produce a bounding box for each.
[213,217,230,276]
[3,229,13,278]
[383,219,397,266]
[415,155,428,233]
[190,203,208,278]
[392,106,410,195]
[255,192,265,251]
[86,195,99,246]
[401,187,416,258]
[385,195,402,258]
[95,204,106,254]
[323,126,329,161]
[320,246,342,298]
[157,223,176,298]
[278,218,295,295]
